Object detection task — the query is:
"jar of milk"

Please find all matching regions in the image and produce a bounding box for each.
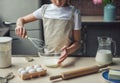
[95,36,116,65]
[0,37,12,68]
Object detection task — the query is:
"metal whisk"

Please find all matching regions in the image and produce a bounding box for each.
[25,36,45,49]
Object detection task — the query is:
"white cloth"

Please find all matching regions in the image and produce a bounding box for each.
[33,4,81,30]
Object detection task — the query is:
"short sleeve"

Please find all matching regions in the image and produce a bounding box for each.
[74,9,82,30]
[32,5,46,19]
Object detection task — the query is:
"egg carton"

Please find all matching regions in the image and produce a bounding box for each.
[18,64,47,80]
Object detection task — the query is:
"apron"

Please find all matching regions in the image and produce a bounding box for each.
[42,5,75,54]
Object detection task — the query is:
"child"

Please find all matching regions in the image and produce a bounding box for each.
[15,0,82,64]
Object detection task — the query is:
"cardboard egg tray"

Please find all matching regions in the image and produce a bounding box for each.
[18,65,47,80]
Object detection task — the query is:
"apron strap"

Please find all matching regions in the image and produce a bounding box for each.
[41,4,49,18]
[70,6,76,20]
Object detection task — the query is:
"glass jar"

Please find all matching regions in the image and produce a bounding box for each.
[0,37,12,68]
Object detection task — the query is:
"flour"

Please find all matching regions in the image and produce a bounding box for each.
[38,52,60,68]
[0,50,11,68]
[44,58,59,67]
[0,37,12,68]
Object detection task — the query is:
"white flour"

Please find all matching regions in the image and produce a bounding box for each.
[44,58,59,67]
[0,37,12,68]
[0,51,11,68]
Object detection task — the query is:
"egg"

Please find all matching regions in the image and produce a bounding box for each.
[18,68,25,74]
[20,70,28,75]
[25,66,33,71]
[28,68,36,73]
[36,67,43,72]
[34,64,41,69]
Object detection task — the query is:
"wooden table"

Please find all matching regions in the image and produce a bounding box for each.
[0,56,120,83]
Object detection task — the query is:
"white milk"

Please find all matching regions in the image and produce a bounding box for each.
[0,37,12,68]
[95,49,113,65]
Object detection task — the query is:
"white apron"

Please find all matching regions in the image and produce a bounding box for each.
[42,5,75,54]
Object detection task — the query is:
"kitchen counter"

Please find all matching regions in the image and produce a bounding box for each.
[82,16,120,22]
[0,56,120,83]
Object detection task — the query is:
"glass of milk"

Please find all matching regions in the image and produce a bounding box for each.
[95,50,113,64]
[95,36,116,65]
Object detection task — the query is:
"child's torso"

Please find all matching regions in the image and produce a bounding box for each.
[43,4,73,20]
[42,4,75,53]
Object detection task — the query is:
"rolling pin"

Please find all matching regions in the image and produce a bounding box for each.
[50,64,108,80]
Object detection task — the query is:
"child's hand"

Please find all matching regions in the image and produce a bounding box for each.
[58,46,68,64]
[15,26,27,38]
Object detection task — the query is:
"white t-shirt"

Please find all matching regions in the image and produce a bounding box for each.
[33,4,81,30]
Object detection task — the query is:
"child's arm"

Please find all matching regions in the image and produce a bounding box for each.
[58,30,81,64]
[15,14,38,38]
[67,30,81,54]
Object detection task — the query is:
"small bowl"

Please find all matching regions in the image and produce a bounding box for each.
[38,48,60,68]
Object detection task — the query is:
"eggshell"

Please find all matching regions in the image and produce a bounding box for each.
[36,67,43,72]
[26,66,33,71]
[21,70,28,75]
[28,69,36,73]
[18,68,25,74]
[34,65,41,69]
